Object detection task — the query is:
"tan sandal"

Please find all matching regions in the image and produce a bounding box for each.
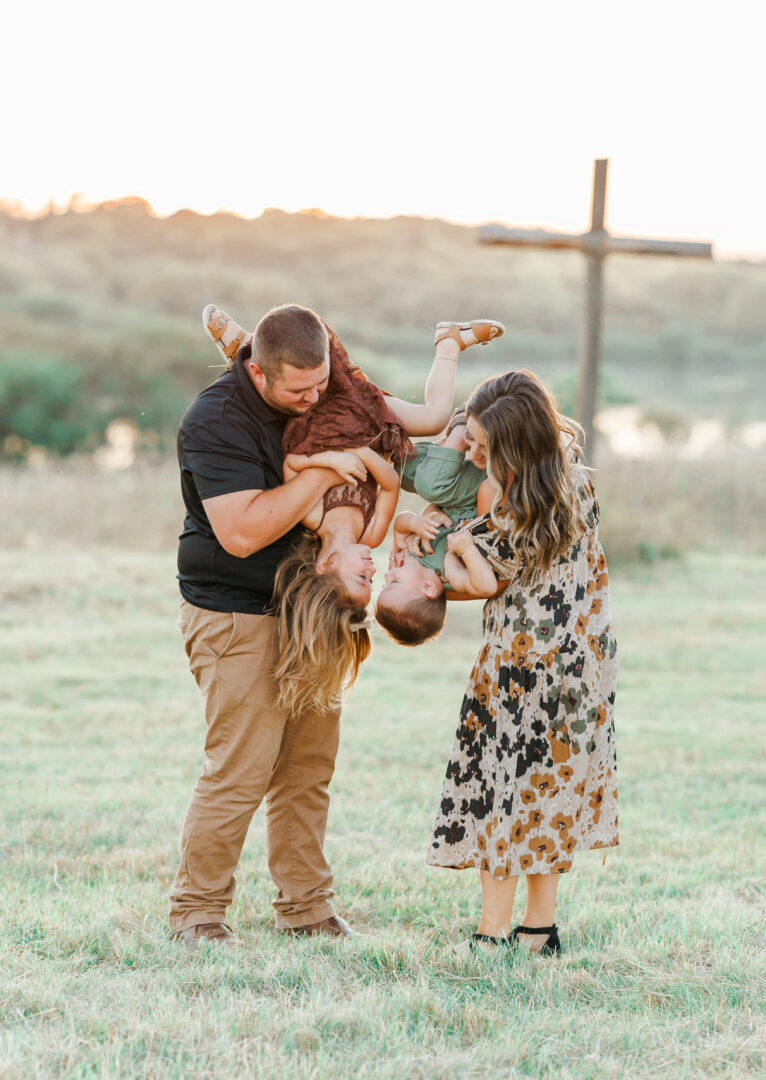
[435,320,505,351]
[202,304,253,371]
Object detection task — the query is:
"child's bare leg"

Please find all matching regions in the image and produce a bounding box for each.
[386,321,504,436]
[385,337,460,436]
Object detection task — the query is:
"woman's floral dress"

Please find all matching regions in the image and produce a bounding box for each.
[427,466,619,878]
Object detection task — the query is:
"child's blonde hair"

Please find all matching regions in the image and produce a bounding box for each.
[375,590,446,647]
[272,533,371,715]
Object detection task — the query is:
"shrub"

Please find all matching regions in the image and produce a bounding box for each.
[0,354,98,455]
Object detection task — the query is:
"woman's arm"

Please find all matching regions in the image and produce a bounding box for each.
[446,579,510,601]
[476,478,497,516]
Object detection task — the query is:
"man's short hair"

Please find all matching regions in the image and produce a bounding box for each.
[252,305,329,381]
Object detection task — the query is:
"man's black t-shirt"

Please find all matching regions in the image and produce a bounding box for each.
[177,355,303,614]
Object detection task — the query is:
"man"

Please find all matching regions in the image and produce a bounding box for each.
[170,303,353,946]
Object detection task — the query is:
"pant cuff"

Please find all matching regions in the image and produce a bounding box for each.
[273,900,336,930]
[169,910,228,933]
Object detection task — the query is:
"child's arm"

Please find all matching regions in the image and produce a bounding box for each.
[443,530,499,598]
[284,450,367,486]
[352,446,401,548]
[389,512,416,565]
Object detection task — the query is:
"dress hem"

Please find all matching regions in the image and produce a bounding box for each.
[425,835,619,879]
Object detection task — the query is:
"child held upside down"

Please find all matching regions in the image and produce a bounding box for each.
[203,304,504,712]
[375,415,504,645]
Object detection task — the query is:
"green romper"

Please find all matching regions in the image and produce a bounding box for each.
[400,442,486,588]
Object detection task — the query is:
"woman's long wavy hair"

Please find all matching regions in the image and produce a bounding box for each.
[466,370,587,585]
[272,533,371,715]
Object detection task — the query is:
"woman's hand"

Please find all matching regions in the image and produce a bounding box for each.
[388,543,405,570]
[446,529,476,558]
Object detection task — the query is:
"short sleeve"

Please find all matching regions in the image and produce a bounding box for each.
[399,442,429,493]
[182,418,267,501]
[466,513,521,580]
[413,444,471,504]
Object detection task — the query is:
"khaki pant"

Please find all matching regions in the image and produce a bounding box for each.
[169,600,340,932]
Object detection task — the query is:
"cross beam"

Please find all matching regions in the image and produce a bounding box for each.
[478,159,714,458]
[479,225,713,259]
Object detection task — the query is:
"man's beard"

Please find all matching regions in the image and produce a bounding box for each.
[259,382,310,417]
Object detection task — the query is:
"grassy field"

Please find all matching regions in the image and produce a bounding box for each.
[2,201,766,460]
[1,548,764,1078]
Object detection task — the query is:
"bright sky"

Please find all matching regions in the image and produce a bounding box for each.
[5,0,765,257]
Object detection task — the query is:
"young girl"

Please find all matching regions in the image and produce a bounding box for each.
[202,305,504,714]
[425,370,619,957]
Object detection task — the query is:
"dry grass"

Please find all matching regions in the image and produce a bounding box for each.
[3,447,765,565]
[0,548,764,1078]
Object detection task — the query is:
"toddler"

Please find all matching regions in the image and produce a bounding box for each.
[375,417,501,644]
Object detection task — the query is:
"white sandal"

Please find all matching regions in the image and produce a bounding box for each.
[435,320,505,351]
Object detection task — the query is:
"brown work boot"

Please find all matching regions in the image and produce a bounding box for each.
[280,915,354,938]
[174,922,241,949]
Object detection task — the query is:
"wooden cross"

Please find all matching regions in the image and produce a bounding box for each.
[478,158,713,459]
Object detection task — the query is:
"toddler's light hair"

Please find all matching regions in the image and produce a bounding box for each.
[375,590,446,647]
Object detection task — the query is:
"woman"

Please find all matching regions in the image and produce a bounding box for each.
[426,370,619,956]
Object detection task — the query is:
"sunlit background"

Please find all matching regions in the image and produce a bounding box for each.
[2,0,765,561]
[2,11,765,1073]
[4,0,766,256]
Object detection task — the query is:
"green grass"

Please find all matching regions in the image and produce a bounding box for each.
[1,550,764,1078]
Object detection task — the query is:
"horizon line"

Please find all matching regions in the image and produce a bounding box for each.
[1,193,762,263]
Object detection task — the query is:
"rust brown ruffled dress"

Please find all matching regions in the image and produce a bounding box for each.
[427,465,619,878]
[282,326,413,529]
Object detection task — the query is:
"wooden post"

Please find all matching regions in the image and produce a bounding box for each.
[477,159,713,463]
[576,159,608,457]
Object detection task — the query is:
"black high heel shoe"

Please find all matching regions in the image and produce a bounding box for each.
[469,932,515,951]
[511,923,562,956]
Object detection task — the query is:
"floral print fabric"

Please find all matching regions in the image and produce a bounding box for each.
[427,466,619,878]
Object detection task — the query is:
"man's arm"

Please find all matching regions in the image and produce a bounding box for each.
[203,468,341,558]
[284,450,367,485]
